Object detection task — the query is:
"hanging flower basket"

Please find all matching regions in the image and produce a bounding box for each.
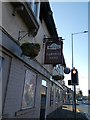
[20,42,40,58]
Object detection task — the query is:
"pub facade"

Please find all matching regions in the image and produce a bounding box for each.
[1,1,66,119]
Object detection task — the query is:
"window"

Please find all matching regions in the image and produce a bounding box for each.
[0,56,4,82]
[50,82,54,106]
[0,56,3,118]
[56,87,61,103]
[21,69,36,109]
[42,80,47,87]
[58,89,61,103]
[60,89,63,101]
[28,0,40,21]
[0,56,4,72]
[56,88,58,103]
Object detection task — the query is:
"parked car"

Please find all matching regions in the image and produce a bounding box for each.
[82,100,89,104]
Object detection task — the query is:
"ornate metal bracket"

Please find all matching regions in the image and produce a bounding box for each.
[18,31,30,41]
[43,36,65,44]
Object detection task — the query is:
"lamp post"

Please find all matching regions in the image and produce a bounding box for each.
[71,30,88,112]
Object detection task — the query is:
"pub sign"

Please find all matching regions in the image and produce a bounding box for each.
[44,41,63,64]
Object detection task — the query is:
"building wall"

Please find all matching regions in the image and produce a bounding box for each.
[1,48,43,118]
[46,82,63,115]
[1,2,64,119]
[2,2,53,74]
[2,52,25,117]
[2,3,28,41]
[1,47,63,118]
[34,19,53,74]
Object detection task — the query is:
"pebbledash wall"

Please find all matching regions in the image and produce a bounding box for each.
[1,1,65,119]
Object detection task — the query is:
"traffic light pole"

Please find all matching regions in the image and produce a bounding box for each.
[72,33,76,112]
[74,85,76,112]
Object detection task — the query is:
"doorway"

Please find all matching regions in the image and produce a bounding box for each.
[40,85,47,120]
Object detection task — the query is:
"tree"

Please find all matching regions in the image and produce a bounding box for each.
[79,90,83,96]
[76,90,83,99]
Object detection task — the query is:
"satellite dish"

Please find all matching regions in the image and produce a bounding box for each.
[64,67,70,74]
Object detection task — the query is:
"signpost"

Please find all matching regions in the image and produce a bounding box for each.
[44,41,63,65]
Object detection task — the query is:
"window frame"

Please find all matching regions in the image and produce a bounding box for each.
[28,0,40,22]
[21,69,37,109]
[50,82,54,106]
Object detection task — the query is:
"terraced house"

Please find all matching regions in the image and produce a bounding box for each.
[0,0,66,119]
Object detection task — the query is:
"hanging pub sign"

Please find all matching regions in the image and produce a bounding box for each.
[44,41,63,64]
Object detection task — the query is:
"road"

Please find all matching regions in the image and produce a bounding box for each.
[65,103,90,119]
[76,103,90,114]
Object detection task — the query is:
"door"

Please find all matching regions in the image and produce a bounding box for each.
[1,52,12,114]
[40,85,47,120]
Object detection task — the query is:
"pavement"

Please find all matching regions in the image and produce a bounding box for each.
[46,105,89,120]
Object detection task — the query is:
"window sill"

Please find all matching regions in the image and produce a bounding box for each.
[15,107,35,116]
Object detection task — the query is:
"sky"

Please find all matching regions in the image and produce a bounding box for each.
[50,2,88,96]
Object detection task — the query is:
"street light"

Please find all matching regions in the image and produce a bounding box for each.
[71,30,88,112]
[71,30,88,68]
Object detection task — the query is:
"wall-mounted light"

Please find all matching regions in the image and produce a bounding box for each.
[12,5,24,16]
[43,35,49,44]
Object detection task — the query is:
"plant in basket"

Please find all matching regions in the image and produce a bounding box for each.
[20,42,40,58]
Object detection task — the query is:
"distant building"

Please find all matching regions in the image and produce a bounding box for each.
[1,1,66,119]
[63,85,73,104]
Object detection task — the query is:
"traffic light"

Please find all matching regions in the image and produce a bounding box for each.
[68,80,72,85]
[79,90,83,95]
[71,68,79,85]
[88,90,90,94]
